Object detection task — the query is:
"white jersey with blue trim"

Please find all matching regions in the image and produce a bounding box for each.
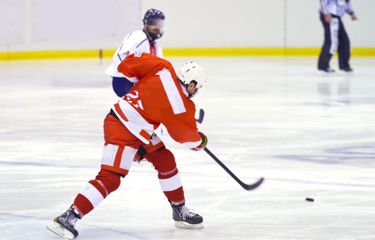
[320,0,354,17]
[105,29,163,78]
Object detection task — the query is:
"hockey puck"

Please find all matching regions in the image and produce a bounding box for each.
[305,197,314,202]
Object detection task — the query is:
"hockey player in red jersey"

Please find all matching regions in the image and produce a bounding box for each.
[47,53,208,240]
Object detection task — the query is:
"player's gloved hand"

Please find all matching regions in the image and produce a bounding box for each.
[191,132,208,151]
[134,146,147,162]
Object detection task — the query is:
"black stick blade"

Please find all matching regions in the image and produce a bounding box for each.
[241,177,264,191]
[204,147,264,191]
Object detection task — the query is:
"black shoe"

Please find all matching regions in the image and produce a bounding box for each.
[172,203,203,229]
[340,67,353,72]
[318,67,335,73]
[47,207,81,239]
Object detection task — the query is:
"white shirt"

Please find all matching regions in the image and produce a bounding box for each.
[320,0,354,17]
[105,29,163,78]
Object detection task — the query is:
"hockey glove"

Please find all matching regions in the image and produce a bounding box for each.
[135,145,147,162]
[191,132,208,151]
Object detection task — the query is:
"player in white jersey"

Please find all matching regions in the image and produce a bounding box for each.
[105,8,165,97]
[318,0,358,73]
[106,9,167,162]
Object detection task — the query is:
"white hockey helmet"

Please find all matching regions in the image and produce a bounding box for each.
[177,61,207,89]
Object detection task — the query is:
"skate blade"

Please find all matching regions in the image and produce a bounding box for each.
[47,220,76,240]
[317,71,335,76]
[174,220,204,229]
[338,70,354,76]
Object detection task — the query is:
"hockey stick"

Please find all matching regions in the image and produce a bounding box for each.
[196,108,205,124]
[204,147,264,191]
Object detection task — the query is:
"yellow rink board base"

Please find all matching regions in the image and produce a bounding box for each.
[0,47,374,61]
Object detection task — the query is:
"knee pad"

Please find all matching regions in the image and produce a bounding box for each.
[146,148,177,177]
[95,169,121,194]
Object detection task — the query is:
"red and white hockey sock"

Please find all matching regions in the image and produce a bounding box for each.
[73,169,121,216]
[145,148,186,204]
[159,169,185,205]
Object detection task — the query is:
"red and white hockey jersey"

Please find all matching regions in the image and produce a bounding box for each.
[113,53,202,148]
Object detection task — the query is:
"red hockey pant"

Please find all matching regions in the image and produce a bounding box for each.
[73,114,184,216]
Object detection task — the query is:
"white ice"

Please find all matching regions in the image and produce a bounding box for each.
[0,57,375,240]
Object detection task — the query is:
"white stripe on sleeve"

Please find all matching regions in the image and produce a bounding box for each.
[157,68,186,115]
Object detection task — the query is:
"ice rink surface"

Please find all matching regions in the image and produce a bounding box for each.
[1,57,375,240]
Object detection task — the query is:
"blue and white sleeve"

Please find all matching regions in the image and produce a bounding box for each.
[320,0,329,15]
[345,1,354,15]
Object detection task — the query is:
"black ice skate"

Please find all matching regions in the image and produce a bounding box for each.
[47,207,81,240]
[171,203,203,229]
[318,67,335,74]
[340,66,354,73]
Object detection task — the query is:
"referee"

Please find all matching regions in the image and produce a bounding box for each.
[318,0,358,73]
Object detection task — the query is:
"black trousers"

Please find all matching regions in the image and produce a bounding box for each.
[318,13,351,70]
